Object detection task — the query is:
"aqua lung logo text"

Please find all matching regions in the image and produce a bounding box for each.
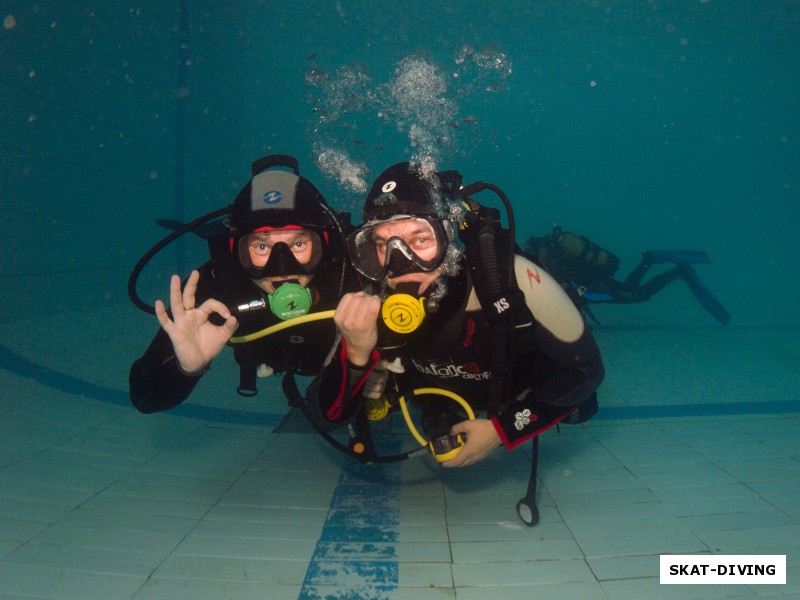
[262,190,283,205]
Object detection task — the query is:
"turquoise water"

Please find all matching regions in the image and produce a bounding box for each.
[1,4,799,598]
[1,1,798,326]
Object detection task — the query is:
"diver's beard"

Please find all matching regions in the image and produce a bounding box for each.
[386,280,424,297]
[386,269,442,296]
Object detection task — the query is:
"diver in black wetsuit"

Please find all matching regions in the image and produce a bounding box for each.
[129,155,353,413]
[524,227,731,325]
[304,162,605,468]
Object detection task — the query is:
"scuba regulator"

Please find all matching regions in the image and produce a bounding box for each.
[377,280,439,343]
[267,281,313,321]
[233,281,313,321]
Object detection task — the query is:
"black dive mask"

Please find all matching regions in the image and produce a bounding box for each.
[237,230,323,280]
[347,216,450,281]
[261,242,304,278]
[384,238,433,278]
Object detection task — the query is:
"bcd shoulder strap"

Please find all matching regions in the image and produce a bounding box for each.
[461,206,534,416]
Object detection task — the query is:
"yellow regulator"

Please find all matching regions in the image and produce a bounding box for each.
[381,293,426,334]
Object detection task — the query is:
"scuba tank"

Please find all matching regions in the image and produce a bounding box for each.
[551,227,621,276]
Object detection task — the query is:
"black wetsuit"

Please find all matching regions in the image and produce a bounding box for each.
[129,248,347,414]
[306,255,605,450]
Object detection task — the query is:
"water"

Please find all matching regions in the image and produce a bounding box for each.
[1,1,798,326]
[1,2,799,598]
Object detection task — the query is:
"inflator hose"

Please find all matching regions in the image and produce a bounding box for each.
[128,206,231,314]
[398,388,475,447]
[228,310,336,343]
[478,225,503,298]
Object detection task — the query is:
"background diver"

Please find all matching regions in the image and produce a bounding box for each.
[524,227,731,326]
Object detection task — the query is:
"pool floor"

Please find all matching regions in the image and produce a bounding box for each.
[0,306,797,599]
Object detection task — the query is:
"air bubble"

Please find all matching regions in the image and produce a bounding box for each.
[305,45,512,204]
[315,149,367,194]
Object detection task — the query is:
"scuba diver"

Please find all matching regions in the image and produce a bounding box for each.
[304,162,605,472]
[524,227,731,326]
[129,154,353,413]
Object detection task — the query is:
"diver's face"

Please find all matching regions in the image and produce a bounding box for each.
[371,218,440,266]
[246,229,316,267]
[244,229,315,294]
[371,217,442,293]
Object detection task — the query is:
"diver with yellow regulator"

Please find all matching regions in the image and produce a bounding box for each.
[304,162,605,524]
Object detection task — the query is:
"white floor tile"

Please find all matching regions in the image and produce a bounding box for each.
[1,317,797,599]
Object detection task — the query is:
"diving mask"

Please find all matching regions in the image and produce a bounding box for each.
[237,227,323,280]
[347,216,451,281]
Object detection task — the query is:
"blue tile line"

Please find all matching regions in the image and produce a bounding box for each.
[593,400,800,420]
[0,342,284,428]
[2,343,799,427]
[299,439,402,599]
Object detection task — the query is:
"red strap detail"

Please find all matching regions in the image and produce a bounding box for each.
[491,416,511,448]
[252,225,303,232]
[325,351,349,421]
[325,341,380,422]
[492,406,575,450]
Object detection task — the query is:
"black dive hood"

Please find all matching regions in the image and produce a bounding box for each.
[128,154,349,315]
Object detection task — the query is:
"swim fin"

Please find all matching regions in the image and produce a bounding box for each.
[678,264,731,325]
[646,250,711,265]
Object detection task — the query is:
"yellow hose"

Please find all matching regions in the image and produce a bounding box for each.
[228,308,475,455]
[229,310,336,343]
[398,387,475,447]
